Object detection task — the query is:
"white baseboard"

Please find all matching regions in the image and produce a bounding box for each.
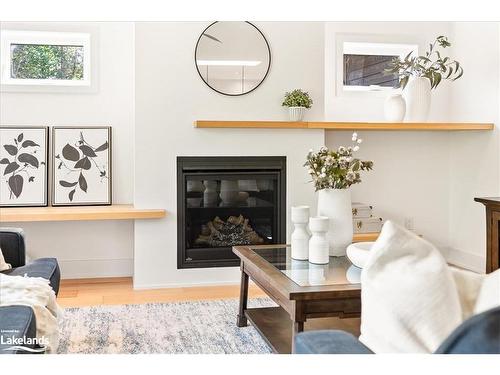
[133,279,243,290]
[59,258,133,279]
[441,247,485,273]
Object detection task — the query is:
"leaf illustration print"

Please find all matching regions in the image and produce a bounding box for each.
[2,132,41,199]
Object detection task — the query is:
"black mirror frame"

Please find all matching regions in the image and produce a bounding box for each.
[194,21,272,97]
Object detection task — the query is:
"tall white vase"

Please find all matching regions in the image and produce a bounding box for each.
[291,206,310,260]
[404,77,431,122]
[384,94,406,122]
[317,188,353,256]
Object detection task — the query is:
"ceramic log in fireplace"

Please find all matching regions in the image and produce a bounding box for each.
[177,156,286,268]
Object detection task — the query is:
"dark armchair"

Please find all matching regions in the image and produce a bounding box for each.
[0,228,61,354]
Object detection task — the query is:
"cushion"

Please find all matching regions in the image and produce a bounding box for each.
[2,258,60,295]
[359,221,462,353]
[0,247,12,271]
[474,269,500,315]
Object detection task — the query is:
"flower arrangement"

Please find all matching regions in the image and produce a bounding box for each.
[385,36,463,90]
[282,89,313,109]
[305,133,373,191]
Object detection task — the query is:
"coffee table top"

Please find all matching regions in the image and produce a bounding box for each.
[233,244,361,300]
[252,246,361,287]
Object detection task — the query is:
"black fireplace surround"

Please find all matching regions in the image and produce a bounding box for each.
[177,156,286,269]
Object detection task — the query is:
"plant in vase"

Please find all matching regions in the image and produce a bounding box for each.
[385,36,463,122]
[282,89,313,122]
[305,133,373,256]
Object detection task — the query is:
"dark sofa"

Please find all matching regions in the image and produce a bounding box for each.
[0,228,60,354]
[294,306,500,354]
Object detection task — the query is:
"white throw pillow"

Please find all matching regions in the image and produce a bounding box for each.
[0,247,12,271]
[450,267,484,319]
[473,269,500,315]
[359,221,462,353]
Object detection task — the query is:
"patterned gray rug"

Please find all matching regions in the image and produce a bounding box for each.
[58,298,273,354]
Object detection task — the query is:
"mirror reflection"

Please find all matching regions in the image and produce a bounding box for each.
[195,22,271,96]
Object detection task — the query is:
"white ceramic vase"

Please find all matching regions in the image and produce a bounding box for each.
[317,188,353,256]
[308,216,330,264]
[384,94,406,122]
[288,106,305,122]
[291,206,310,260]
[404,77,431,122]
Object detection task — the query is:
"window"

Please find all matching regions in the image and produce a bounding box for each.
[336,39,418,94]
[1,30,91,86]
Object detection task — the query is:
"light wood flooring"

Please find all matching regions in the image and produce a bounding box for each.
[57,277,267,308]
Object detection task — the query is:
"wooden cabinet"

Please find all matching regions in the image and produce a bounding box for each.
[475,197,500,273]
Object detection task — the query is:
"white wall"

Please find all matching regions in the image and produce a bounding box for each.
[324,22,500,270]
[447,22,500,271]
[324,22,454,249]
[0,22,136,278]
[134,22,325,288]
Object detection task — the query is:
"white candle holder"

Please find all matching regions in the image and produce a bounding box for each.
[291,206,310,260]
[309,216,330,264]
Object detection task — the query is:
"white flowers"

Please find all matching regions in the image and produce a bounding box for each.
[304,132,374,190]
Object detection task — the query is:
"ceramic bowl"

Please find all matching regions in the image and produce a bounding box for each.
[346,241,375,268]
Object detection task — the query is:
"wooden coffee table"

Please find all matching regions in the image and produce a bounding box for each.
[233,244,362,354]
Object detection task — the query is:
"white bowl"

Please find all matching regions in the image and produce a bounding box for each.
[346,241,375,269]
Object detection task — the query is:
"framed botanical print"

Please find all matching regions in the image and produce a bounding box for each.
[52,126,112,206]
[0,126,48,207]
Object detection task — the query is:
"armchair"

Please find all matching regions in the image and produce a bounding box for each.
[0,228,61,354]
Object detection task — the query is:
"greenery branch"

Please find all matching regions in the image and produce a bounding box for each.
[385,36,463,90]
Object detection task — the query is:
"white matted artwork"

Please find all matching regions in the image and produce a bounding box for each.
[0,126,48,207]
[52,126,111,206]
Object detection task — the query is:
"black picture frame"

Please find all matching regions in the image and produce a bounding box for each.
[0,126,49,207]
[194,21,272,97]
[51,126,112,206]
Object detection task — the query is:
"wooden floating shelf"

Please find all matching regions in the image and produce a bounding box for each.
[353,232,379,242]
[195,121,494,131]
[0,204,167,222]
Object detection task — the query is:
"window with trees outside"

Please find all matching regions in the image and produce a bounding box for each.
[1,30,91,87]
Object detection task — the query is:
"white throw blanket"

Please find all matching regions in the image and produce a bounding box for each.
[0,273,62,353]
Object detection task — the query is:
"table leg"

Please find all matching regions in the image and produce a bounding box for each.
[237,266,249,327]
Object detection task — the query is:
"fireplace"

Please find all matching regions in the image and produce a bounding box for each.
[177,156,286,269]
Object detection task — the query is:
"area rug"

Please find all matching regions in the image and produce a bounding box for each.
[57,298,274,354]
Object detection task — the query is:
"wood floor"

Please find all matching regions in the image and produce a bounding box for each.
[57,277,267,308]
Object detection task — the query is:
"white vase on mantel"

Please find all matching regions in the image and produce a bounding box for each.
[317,188,353,257]
[384,94,406,122]
[403,77,431,122]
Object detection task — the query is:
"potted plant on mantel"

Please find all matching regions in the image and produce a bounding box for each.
[282,89,313,122]
[385,36,464,122]
[305,133,373,256]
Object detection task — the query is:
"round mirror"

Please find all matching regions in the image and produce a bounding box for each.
[195,22,271,96]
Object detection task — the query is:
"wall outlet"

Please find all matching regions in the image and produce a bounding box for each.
[404,217,414,231]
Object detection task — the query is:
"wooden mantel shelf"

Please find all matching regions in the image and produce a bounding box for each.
[195,120,494,131]
[0,204,166,222]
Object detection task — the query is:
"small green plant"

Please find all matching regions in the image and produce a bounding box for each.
[385,36,463,90]
[282,89,313,108]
